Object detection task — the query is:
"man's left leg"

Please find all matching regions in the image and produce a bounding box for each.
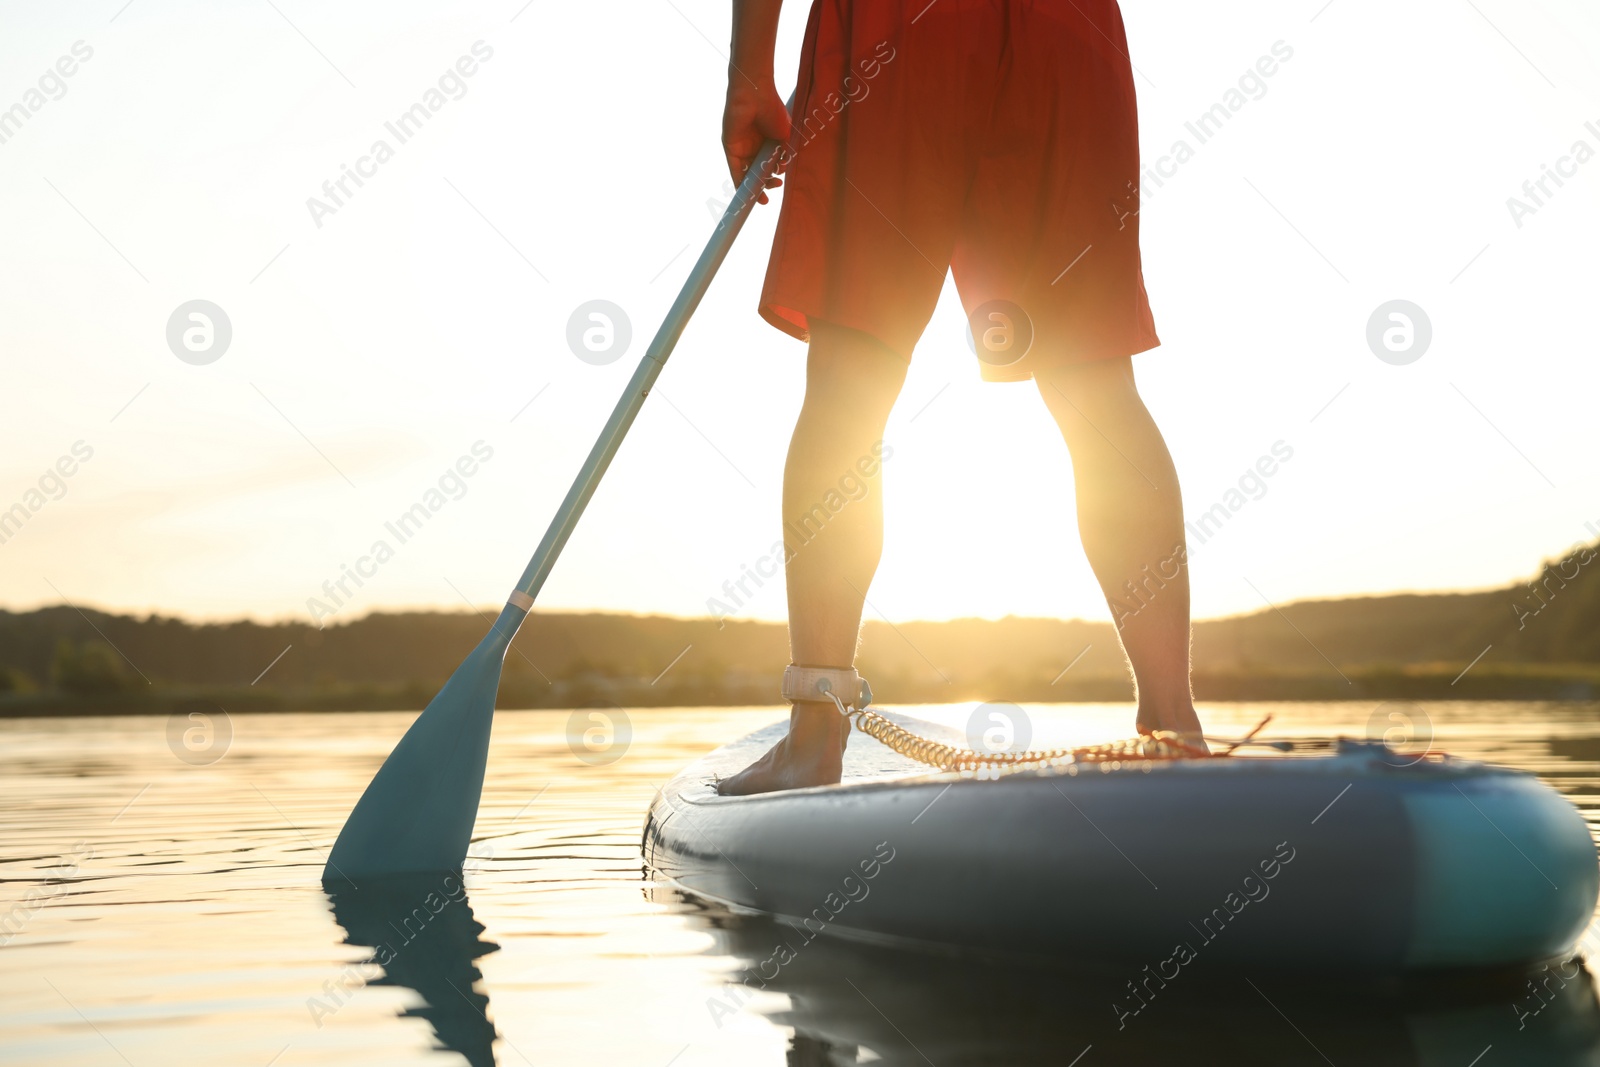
[1036,357,1203,739]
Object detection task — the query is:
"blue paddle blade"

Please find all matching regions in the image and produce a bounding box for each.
[323,605,526,881]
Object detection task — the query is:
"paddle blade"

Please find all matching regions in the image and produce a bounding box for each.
[324,606,524,880]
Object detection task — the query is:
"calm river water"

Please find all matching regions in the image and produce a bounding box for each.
[2,702,1598,1066]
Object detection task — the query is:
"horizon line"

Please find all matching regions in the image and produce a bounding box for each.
[0,578,1526,632]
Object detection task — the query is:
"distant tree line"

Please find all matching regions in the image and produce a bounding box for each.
[2,538,1595,712]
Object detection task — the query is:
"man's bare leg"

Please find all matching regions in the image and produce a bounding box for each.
[1036,358,1203,739]
[717,323,907,795]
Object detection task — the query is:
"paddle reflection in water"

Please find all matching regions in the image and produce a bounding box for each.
[656,889,1600,1067]
[324,874,500,1067]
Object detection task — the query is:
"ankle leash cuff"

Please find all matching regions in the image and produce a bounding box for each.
[781,664,873,713]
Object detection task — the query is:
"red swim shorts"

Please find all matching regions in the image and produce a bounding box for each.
[760,0,1159,382]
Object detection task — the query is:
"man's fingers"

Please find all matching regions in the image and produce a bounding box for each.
[724,148,748,187]
[723,108,788,206]
[723,83,791,200]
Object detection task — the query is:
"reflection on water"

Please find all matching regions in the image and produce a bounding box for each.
[325,876,498,1067]
[667,890,1600,1065]
[0,702,1597,1065]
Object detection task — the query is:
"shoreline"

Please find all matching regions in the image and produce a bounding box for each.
[6,664,1596,717]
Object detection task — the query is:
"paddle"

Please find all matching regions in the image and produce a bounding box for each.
[324,127,789,881]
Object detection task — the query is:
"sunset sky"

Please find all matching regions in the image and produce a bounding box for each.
[2,0,1596,627]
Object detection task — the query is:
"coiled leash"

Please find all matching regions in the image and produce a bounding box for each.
[782,665,1265,775]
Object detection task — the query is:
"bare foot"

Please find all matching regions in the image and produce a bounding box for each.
[1138,705,1210,755]
[716,703,850,796]
[1149,730,1211,756]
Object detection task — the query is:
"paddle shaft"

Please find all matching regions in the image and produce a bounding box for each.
[509,137,786,610]
[324,124,790,879]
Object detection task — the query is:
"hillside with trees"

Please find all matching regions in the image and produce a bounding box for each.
[2,539,1595,714]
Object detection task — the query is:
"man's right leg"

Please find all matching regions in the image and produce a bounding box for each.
[716,322,908,796]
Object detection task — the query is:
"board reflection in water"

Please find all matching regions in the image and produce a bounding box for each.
[658,890,1600,1067]
[325,874,499,1067]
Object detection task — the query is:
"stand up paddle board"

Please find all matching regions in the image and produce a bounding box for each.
[644,710,1598,972]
